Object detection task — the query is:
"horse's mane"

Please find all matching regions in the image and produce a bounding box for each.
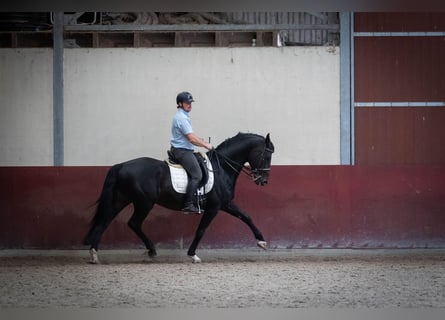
[215,132,264,151]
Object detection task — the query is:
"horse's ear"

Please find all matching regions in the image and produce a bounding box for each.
[265,133,270,143]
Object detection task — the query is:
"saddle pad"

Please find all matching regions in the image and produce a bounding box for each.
[167,154,214,194]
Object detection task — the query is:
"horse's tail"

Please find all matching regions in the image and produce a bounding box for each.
[83,163,123,246]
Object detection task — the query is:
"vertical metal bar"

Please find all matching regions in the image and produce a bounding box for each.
[350,12,355,165]
[339,12,352,165]
[53,12,64,166]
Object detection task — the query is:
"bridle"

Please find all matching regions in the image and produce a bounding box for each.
[250,146,274,182]
[210,145,274,182]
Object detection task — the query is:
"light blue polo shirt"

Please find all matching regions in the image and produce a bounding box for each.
[170,108,194,150]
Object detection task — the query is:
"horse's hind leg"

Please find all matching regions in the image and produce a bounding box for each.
[128,201,157,257]
[86,198,129,264]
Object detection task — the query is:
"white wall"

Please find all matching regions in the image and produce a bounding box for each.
[0,49,53,165]
[1,46,339,166]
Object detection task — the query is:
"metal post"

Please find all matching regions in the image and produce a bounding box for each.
[339,12,353,165]
[53,12,64,166]
[350,13,355,165]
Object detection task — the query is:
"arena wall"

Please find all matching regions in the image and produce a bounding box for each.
[2,43,443,250]
[0,49,53,165]
[1,165,444,249]
[0,46,340,166]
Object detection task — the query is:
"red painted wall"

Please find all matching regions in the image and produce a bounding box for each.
[355,107,445,164]
[1,166,444,249]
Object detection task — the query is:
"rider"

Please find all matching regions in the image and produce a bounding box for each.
[170,91,213,214]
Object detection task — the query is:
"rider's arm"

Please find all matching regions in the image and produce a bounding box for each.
[186,133,213,150]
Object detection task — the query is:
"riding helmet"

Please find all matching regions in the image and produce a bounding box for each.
[176,91,194,105]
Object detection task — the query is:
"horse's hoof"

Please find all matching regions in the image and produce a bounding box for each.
[191,255,202,263]
[143,250,157,258]
[148,250,157,258]
[89,248,99,264]
[257,241,267,250]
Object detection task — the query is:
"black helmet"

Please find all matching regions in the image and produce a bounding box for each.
[176,91,194,105]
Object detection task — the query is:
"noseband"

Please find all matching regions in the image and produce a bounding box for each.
[211,145,274,181]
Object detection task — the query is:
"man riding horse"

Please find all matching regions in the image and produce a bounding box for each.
[170,91,213,214]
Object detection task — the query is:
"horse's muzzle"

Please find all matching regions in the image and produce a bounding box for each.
[253,174,268,186]
[257,179,268,186]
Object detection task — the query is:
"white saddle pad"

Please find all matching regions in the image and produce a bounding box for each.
[166,153,214,194]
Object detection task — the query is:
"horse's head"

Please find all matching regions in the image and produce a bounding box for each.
[248,133,274,186]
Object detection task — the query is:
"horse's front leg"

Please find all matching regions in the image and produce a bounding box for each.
[222,201,267,250]
[187,210,218,263]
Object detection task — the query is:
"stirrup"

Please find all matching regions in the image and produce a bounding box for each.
[181,203,203,214]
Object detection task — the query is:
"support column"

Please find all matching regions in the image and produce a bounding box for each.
[53,12,64,166]
[339,12,353,165]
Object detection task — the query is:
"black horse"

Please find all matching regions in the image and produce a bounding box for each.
[83,132,274,263]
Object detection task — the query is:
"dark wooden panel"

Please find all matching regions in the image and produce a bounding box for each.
[96,32,134,48]
[1,166,445,249]
[0,33,12,47]
[216,32,257,47]
[355,12,445,32]
[16,32,53,47]
[355,36,445,102]
[174,32,216,47]
[136,32,176,47]
[355,107,445,164]
[0,30,276,48]
[64,32,93,48]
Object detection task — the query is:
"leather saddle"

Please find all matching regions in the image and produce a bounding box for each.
[166,150,210,189]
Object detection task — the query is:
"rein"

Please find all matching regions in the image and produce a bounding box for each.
[209,145,273,181]
[211,149,251,177]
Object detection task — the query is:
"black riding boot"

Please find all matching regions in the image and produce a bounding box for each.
[182,184,202,214]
